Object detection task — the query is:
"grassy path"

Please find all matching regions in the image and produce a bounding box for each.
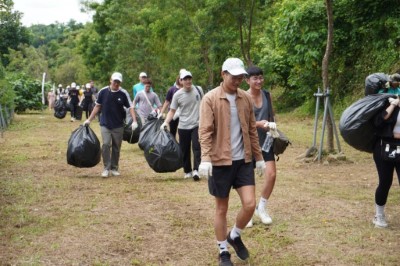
[1,110,399,265]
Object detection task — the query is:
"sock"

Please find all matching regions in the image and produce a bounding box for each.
[375,204,385,216]
[258,197,268,210]
[217,240,228,253]
[230,225,242,239]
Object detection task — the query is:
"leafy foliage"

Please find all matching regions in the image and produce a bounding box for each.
[8,73,47,113]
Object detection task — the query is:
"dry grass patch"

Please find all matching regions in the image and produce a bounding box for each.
[0,110,399,265]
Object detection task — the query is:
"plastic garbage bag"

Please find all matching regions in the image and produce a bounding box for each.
[67,125,101,167]
[54,99,67,119]
[138,117,163,151]
[123,109,142,144]
[144,129,183,173]
[365,73,389,96]
[339,94,394,153]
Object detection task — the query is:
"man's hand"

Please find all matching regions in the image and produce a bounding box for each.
[199,162,212,178]
[388,97,400,106]
[263,121,277,130]
[83,119,90,126]
[255,160,266,177]
[160,121,169,131]
[157,112,163,119]
[131,121,138,131]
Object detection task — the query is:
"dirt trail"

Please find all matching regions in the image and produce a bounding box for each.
[0,110,399,265]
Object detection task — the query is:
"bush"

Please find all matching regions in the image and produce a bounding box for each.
[7,73,49,113]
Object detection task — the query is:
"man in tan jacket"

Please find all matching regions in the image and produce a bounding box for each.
[198,58,265,266]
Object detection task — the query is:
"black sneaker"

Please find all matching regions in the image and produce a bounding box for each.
[227,231,249,261]
[219,251,233,266]
[192,170,200,181]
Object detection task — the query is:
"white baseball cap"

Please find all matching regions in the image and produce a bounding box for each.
[111,72,123,82]
[71,82,77,88]
[139,72,147,78]
[180,70,192,79]
[222,58,247,76]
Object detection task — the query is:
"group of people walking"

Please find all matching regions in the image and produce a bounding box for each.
[77,57,281,266]
[50,81,98,121]
[66,56,400,265]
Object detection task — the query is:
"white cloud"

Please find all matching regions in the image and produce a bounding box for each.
[13,0,95,26]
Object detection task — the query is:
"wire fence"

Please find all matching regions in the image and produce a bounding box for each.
[0,104,13,138]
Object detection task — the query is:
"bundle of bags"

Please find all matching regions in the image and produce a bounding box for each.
[138,117,183,173]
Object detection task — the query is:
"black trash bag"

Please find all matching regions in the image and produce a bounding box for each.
[138,117,163,151]
[273,129,291,157]
[67,125,101,168]
[339,94,394,153]
[365,73,389,96]
[144,129,183,173]
[123,109,142,144]
[75,105,83,120]
[54,99,67,119]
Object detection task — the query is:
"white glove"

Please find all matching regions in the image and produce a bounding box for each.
[160,121,169,131]
[131,121,138,131]
[150,110,158,117]
[83,119,90,126]
[268,122,277,130]
[157,112,163,119]
[199,162,212,178]
[388,97,400,106]
[255,160,266,177]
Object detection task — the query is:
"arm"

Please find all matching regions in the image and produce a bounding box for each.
[159,100,170,115]
[198,96,214,162]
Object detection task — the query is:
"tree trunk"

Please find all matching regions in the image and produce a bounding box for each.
[322,0,334,152]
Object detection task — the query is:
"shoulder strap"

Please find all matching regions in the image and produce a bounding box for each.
[194,86,202,99]
[141,91,156,111]
[262,90,274,122]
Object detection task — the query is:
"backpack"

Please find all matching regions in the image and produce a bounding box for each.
[365,73,389,96]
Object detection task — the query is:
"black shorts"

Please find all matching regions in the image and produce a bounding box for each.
[208,160,255,198]
[262,149,275,162]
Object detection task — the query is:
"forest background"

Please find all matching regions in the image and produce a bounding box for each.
[0,0,400,114]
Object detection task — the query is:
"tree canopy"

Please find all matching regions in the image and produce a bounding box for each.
[1,0,400,112]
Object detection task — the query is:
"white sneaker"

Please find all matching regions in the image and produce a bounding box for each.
[255,206,272,225]
[245,218,253,228]
[184,172,192,179]
[101,170,109,177]
[373,215,388,228]
[111,170,120,176]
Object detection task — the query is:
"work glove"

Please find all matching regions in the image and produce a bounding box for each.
[388,97,400,106]
[255,160,266,177]
[199,162,213,178]
[83,119,90,126]
[131,121,138,131]
[157,112,163,119]
[150,110,158,117]
[160,121,169,131]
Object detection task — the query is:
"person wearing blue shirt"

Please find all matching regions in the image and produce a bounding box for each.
[83,72,138,178]
[132,72,148,100]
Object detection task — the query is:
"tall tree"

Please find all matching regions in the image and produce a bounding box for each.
[322,0,334,152]
[0,0,29,66]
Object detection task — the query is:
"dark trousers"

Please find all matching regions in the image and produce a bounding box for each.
[178,126,201,174]
[169,118,179,139]
[373,140,400,206]
[70,102,78,118]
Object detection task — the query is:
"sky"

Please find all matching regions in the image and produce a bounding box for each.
[13,0,96,26]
